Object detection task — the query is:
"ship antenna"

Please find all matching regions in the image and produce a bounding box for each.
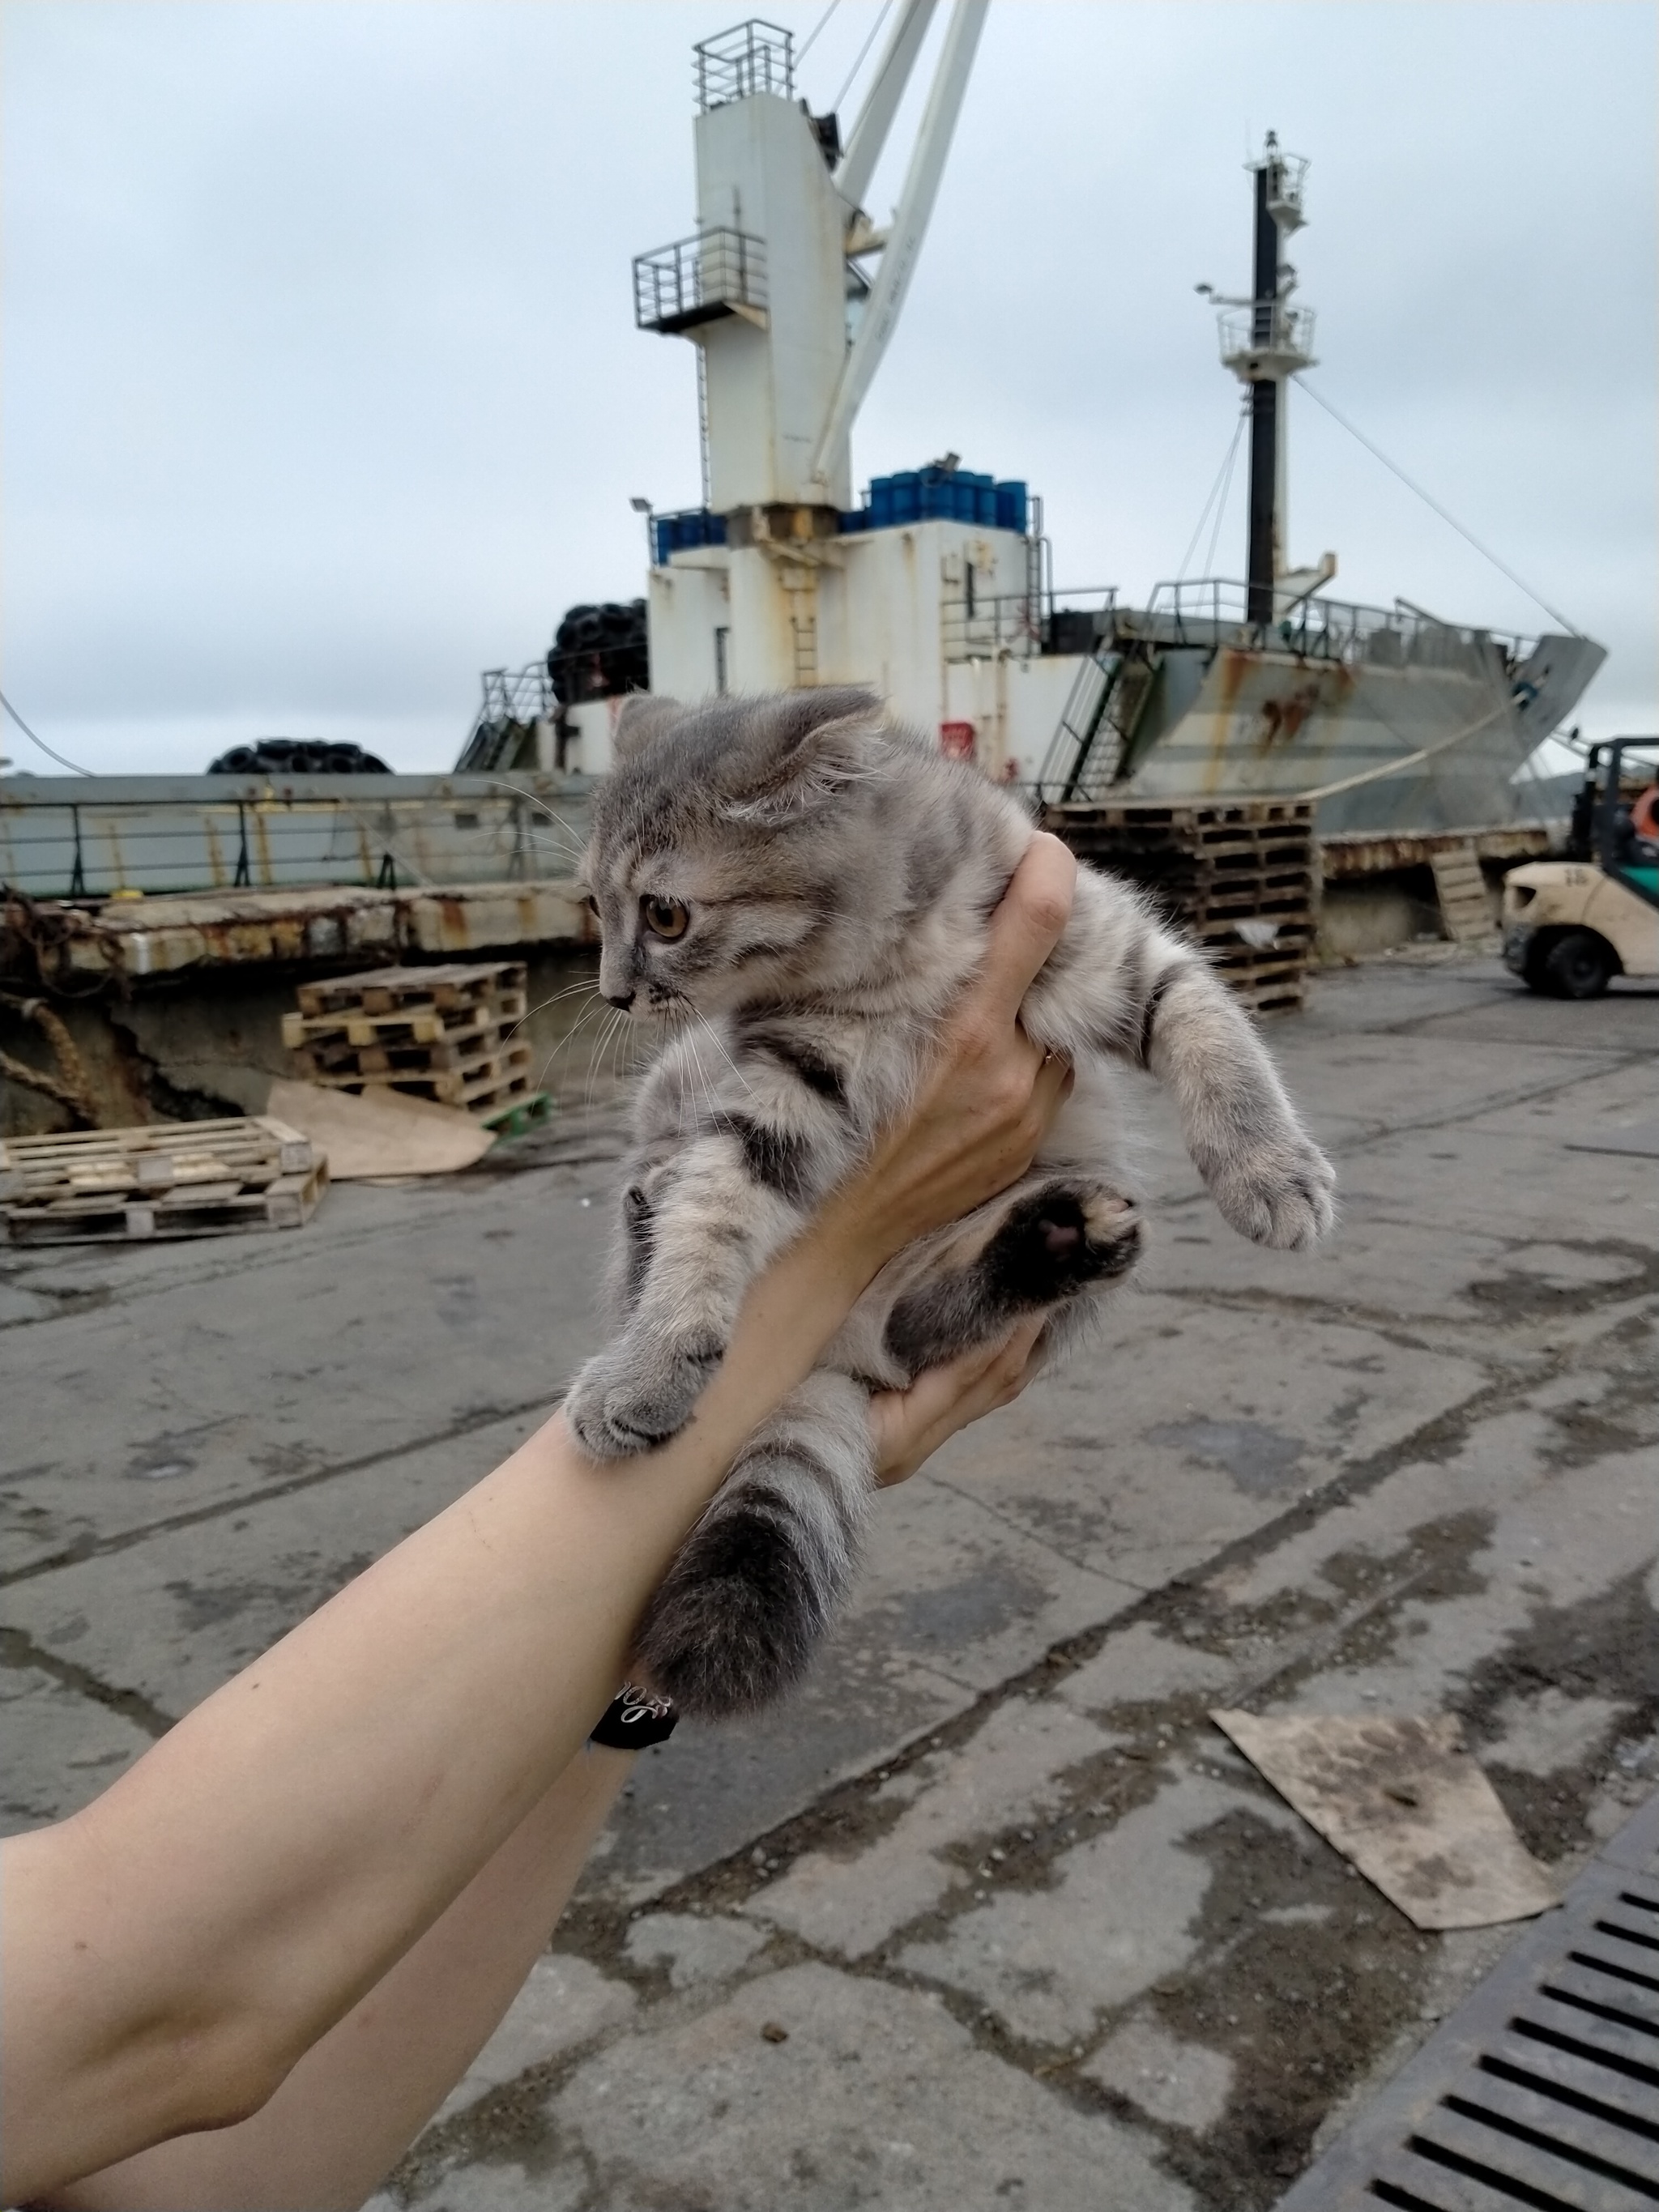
[1206,134,1326,624]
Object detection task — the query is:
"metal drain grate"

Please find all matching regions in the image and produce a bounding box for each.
[1276,1788,1659,2210]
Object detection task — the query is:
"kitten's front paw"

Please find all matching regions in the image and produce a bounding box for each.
[1209,1133,1337,1251]
[564,1332,726,1458]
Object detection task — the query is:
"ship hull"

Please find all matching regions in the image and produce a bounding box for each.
[1123,646,1545,834]
[1034,605,1605,835]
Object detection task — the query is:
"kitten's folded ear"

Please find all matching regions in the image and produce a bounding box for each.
[722,688,885,824]
[613,695,684,761]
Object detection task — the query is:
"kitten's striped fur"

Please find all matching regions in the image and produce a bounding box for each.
[567,689,1335,1717]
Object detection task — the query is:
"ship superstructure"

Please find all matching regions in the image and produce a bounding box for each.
[629,11,1604,830]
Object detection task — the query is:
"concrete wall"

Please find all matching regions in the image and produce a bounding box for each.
[2,948,609,1141]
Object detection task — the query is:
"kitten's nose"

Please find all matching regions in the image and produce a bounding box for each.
[604,990,636,1010]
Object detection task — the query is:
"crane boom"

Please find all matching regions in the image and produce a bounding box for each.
[812,0,989,488]
[834,0,939,218]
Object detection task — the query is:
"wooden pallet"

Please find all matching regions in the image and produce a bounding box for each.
[1043,798,1318,1012]
[294,961,527,1020]
[1429,842,1496,944]
[289,1020,521,1081]
[293,1042,535,1110]
[280,994,528,1054]
[285,961,533,1119]
[0,1118,327,1243]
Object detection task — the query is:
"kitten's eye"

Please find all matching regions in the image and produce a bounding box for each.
[642,895,690,941]
[582,894,599,916]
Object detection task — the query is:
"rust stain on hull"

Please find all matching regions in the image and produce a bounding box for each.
[1253,662,1356,753]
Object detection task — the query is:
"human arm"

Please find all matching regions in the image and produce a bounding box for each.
[3,835,1077,2207]
[41,1306,1060,2212]
[37,1745,635,2212]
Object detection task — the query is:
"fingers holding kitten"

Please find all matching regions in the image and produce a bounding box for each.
[869,1311,1049,1489]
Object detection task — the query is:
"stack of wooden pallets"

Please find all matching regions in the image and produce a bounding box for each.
[0,1117,326,1245]
[1043,797,1318,1013]
[281,961,541,1123]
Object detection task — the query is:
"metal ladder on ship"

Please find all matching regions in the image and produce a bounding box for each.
[1037,644,1162,803]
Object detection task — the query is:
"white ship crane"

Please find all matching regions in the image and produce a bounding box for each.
[630,6,1048,764]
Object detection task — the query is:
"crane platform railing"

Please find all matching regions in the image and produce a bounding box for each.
[693,19,792,110]
[633,228,768,336]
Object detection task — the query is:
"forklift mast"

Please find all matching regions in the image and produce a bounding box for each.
[1584,738,1659,914]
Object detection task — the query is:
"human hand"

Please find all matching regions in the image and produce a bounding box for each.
[824,833,1077,1274]
[868,1313,1049,1487]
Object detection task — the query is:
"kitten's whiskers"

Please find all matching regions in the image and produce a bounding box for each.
[695,1011,754,1102]
[480,779,589,866]
[505,974,600,1046]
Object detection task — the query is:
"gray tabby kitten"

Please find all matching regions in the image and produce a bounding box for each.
[568,688,1334,1718]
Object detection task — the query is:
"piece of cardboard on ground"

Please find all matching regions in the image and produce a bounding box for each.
[266,1079,495,1179]
[1210,1710,1557,1931]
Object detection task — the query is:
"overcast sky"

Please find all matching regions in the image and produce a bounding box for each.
[3,0,1654,775]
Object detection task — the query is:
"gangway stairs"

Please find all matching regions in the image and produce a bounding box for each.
[1037,643,1163,803]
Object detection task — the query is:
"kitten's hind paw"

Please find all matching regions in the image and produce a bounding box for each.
[636,1500,834,1718]
[564,1331,725,1459]
[1209,1133,1337,1251]
[986,1183,1142,1302]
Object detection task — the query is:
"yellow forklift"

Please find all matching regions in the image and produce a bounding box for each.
[1503,739,1659,996]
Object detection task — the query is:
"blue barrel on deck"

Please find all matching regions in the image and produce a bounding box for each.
[652,508,727,563]
[861,469,1028,535]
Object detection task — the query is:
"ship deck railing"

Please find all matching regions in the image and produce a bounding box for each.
[0,773,591,904]
[941,579,1537,674]
[1133,578,1537,673]
[940,587,1119,663]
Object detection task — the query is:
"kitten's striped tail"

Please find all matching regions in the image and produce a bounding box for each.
[634,1370,874,1718]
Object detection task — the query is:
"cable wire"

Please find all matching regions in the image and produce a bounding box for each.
[797,0,841,67]
[1204,420,1244,582]
[1,689,92,775]
[833,0,895,115]
[1293,375,1580,637]
[1175,401,1247,582]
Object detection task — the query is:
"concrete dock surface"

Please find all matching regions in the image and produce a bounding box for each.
[3,948,1657,2210]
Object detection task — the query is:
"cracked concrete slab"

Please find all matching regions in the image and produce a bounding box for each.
[0,1170,614,1579]
[433,1954,636,2126]
[1256,1031,1628,1144]
[928,1295,1487,1589]
[745,1695,1115,1958]
[1084,2011,1236,2132]
[549,1963,1195,2212]
[1138,1209,1573,1330]
[6,951,1657,2209]
[0,1404,547,1730]
[1336,1127,1659,1246]
[621,1911,769,1988]
[0,1660,157,1835]
[899,1766,1299,2044]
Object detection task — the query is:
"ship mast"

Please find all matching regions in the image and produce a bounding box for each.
[1205,134,1335,623]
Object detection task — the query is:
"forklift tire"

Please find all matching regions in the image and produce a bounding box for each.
[1540,929,1614,999]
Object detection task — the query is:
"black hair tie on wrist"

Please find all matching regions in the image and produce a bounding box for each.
[590,1684,679,1750]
